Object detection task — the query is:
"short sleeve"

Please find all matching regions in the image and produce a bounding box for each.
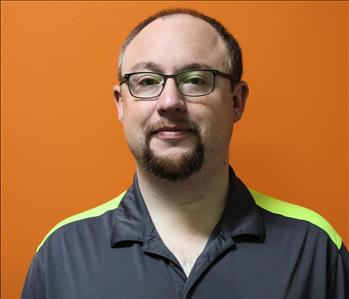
[21,253,47,299]
[329,243,349,299]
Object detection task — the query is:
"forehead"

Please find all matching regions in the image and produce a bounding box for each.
[122,14,229,74]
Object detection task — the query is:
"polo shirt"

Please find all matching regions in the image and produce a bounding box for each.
[22,168,349,299]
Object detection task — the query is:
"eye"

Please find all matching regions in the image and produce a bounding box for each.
[180,72,208,86]
[187,77,206,85]
[139,78,158,86]
[135,75,162,87]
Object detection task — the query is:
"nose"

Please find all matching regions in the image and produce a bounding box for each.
[156,78,187,115]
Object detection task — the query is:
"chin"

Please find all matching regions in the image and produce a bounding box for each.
[142,143,204,182]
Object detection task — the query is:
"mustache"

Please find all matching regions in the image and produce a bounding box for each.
[145,119,199,136]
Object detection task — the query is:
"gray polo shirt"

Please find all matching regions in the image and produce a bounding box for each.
[22,168,348,298]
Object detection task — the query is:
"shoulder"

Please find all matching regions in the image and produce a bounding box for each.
[249,189,343,250]
[36,191,126,253]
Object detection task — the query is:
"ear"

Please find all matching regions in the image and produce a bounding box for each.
[113,85,124,122]
[231,81,249,123]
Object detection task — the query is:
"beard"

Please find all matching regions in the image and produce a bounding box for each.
[131,120,204,182]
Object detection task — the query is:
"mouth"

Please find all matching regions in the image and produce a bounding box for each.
[153,126,194,139]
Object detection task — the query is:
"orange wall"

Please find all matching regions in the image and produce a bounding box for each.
[1,1,347,298]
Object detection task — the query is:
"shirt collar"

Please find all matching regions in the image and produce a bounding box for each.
[110,167,264,247]
[218,167,265,240]
[110,176,154,247]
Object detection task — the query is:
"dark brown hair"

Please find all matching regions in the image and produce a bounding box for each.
[117,8,243,84]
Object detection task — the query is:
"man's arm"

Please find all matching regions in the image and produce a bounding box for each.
[21,254,46,299]
[329,243,349,298]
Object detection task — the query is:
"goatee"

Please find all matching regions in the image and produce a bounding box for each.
[142,120,204,182]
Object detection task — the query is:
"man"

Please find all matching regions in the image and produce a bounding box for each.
[22,8,348,299]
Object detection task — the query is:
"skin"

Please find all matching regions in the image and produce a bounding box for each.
[113,14,249,276]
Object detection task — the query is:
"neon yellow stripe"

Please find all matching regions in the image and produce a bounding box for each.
[36,192,126,252]
[250,189,342,249]
[37,189,342,252]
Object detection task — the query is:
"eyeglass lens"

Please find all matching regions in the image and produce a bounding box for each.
[128,70,215,98]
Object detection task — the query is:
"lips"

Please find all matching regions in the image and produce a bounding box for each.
[145,120,198,142]
[153,126,193,139]
[154,126,192,133]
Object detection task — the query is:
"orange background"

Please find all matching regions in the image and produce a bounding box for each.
[1,1,348,298]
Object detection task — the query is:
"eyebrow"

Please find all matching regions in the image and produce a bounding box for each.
[128,62,163,73]
[178,63,214,72]
[126,62,215,74]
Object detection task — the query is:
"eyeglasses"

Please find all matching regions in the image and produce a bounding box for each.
[119,69,234,100]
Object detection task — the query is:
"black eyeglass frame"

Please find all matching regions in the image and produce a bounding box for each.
[119,69,235,99]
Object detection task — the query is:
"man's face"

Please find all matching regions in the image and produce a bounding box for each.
[115,15,247,181]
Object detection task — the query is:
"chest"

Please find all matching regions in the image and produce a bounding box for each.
[163,237,208,277]
[45,236,328,299]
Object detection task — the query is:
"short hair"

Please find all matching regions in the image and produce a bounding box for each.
[117,8,243,84]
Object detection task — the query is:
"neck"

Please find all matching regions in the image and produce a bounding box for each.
[136,160,230,233]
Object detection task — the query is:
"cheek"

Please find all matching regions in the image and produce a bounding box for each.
[122,101,155,132]
[195,102,234,148]
[199,97,234,127]
[122,112,148,155]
